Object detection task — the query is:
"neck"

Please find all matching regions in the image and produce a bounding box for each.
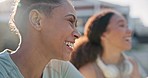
[10,39,51,78]
[102,52,123,65]
[101,41,124,65]
[101,45,124,65]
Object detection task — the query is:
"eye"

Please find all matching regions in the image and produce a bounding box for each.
[69,19,74,24]
[119,25,125,27]
[68,18,75,28]
[118,22,126,27]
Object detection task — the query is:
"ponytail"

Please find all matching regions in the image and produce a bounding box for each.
[71,36,103,69]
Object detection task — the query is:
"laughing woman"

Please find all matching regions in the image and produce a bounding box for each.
[71,9,141,78]
[0,0,83,78]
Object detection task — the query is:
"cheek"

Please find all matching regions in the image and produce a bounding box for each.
[63,25,74,36]
[114,32,125,43]
[112,28,125,37]
[59,21,73,32]
[107,29,124,44]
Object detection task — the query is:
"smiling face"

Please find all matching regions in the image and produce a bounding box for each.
[39,0,80,60]
[102,14,132,51]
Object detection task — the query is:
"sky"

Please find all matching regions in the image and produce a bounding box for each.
[0,0,6,3]
[100,0,148,27]
[0,0,147,26]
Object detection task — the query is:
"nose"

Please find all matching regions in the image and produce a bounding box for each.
[73,29,81,40]
[127,28,133,36]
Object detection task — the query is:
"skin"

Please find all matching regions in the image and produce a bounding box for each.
[79,13,141,78]
[101,14,132,64]
[10,0,80,78]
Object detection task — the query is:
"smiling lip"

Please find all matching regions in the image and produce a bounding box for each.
[64,41,74,51]
[124,37,132,42]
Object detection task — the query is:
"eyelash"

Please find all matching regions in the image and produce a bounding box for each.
[69,19,75,27]
[119,25,125,27]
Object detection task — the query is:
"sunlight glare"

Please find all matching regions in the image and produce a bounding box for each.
[0,0,6,3]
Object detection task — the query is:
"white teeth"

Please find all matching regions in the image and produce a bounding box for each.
[65,42,74,48]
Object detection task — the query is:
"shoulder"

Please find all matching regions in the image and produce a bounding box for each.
[44,59,84,78]
[0,51,11,77]
[0,50,24,78]
[43,59,64,78]
[0,51,10,70]
[46,59,72,72]
[62,61,84,78]
[79,62,96,78]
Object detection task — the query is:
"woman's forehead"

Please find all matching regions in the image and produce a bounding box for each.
[110,14,126,23]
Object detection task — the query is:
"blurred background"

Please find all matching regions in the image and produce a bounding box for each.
[0,0,148,77]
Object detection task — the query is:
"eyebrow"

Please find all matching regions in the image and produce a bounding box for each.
[65,13,77,21]
[117,20,125,24]
[65,13,78,27]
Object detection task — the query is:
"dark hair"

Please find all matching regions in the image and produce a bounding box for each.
[9,0,65,36]
[71,36,102,69]
[71,9,116,69]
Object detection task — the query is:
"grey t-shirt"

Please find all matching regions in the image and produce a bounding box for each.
[43,59,84,78]
[0,50,84,78]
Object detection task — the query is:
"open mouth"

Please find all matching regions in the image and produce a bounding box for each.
[125,37,132,42]
[64,41,74,49]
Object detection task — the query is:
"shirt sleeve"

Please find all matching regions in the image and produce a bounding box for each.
[62,61,84,78]
[0,72,5,78]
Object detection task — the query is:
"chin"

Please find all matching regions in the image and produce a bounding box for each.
[64,55,72,61]
[54,57,69,61]
[60,57,70,61]
[124,46,132,51]
[62,51,72,61]
[59,54,71,61]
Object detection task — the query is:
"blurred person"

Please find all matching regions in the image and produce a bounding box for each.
[0,0,83,78]
[71,9,141,78]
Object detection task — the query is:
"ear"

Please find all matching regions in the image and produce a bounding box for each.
[101,33,106,41]
[29,9,42,31]
[101,29,111,41]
